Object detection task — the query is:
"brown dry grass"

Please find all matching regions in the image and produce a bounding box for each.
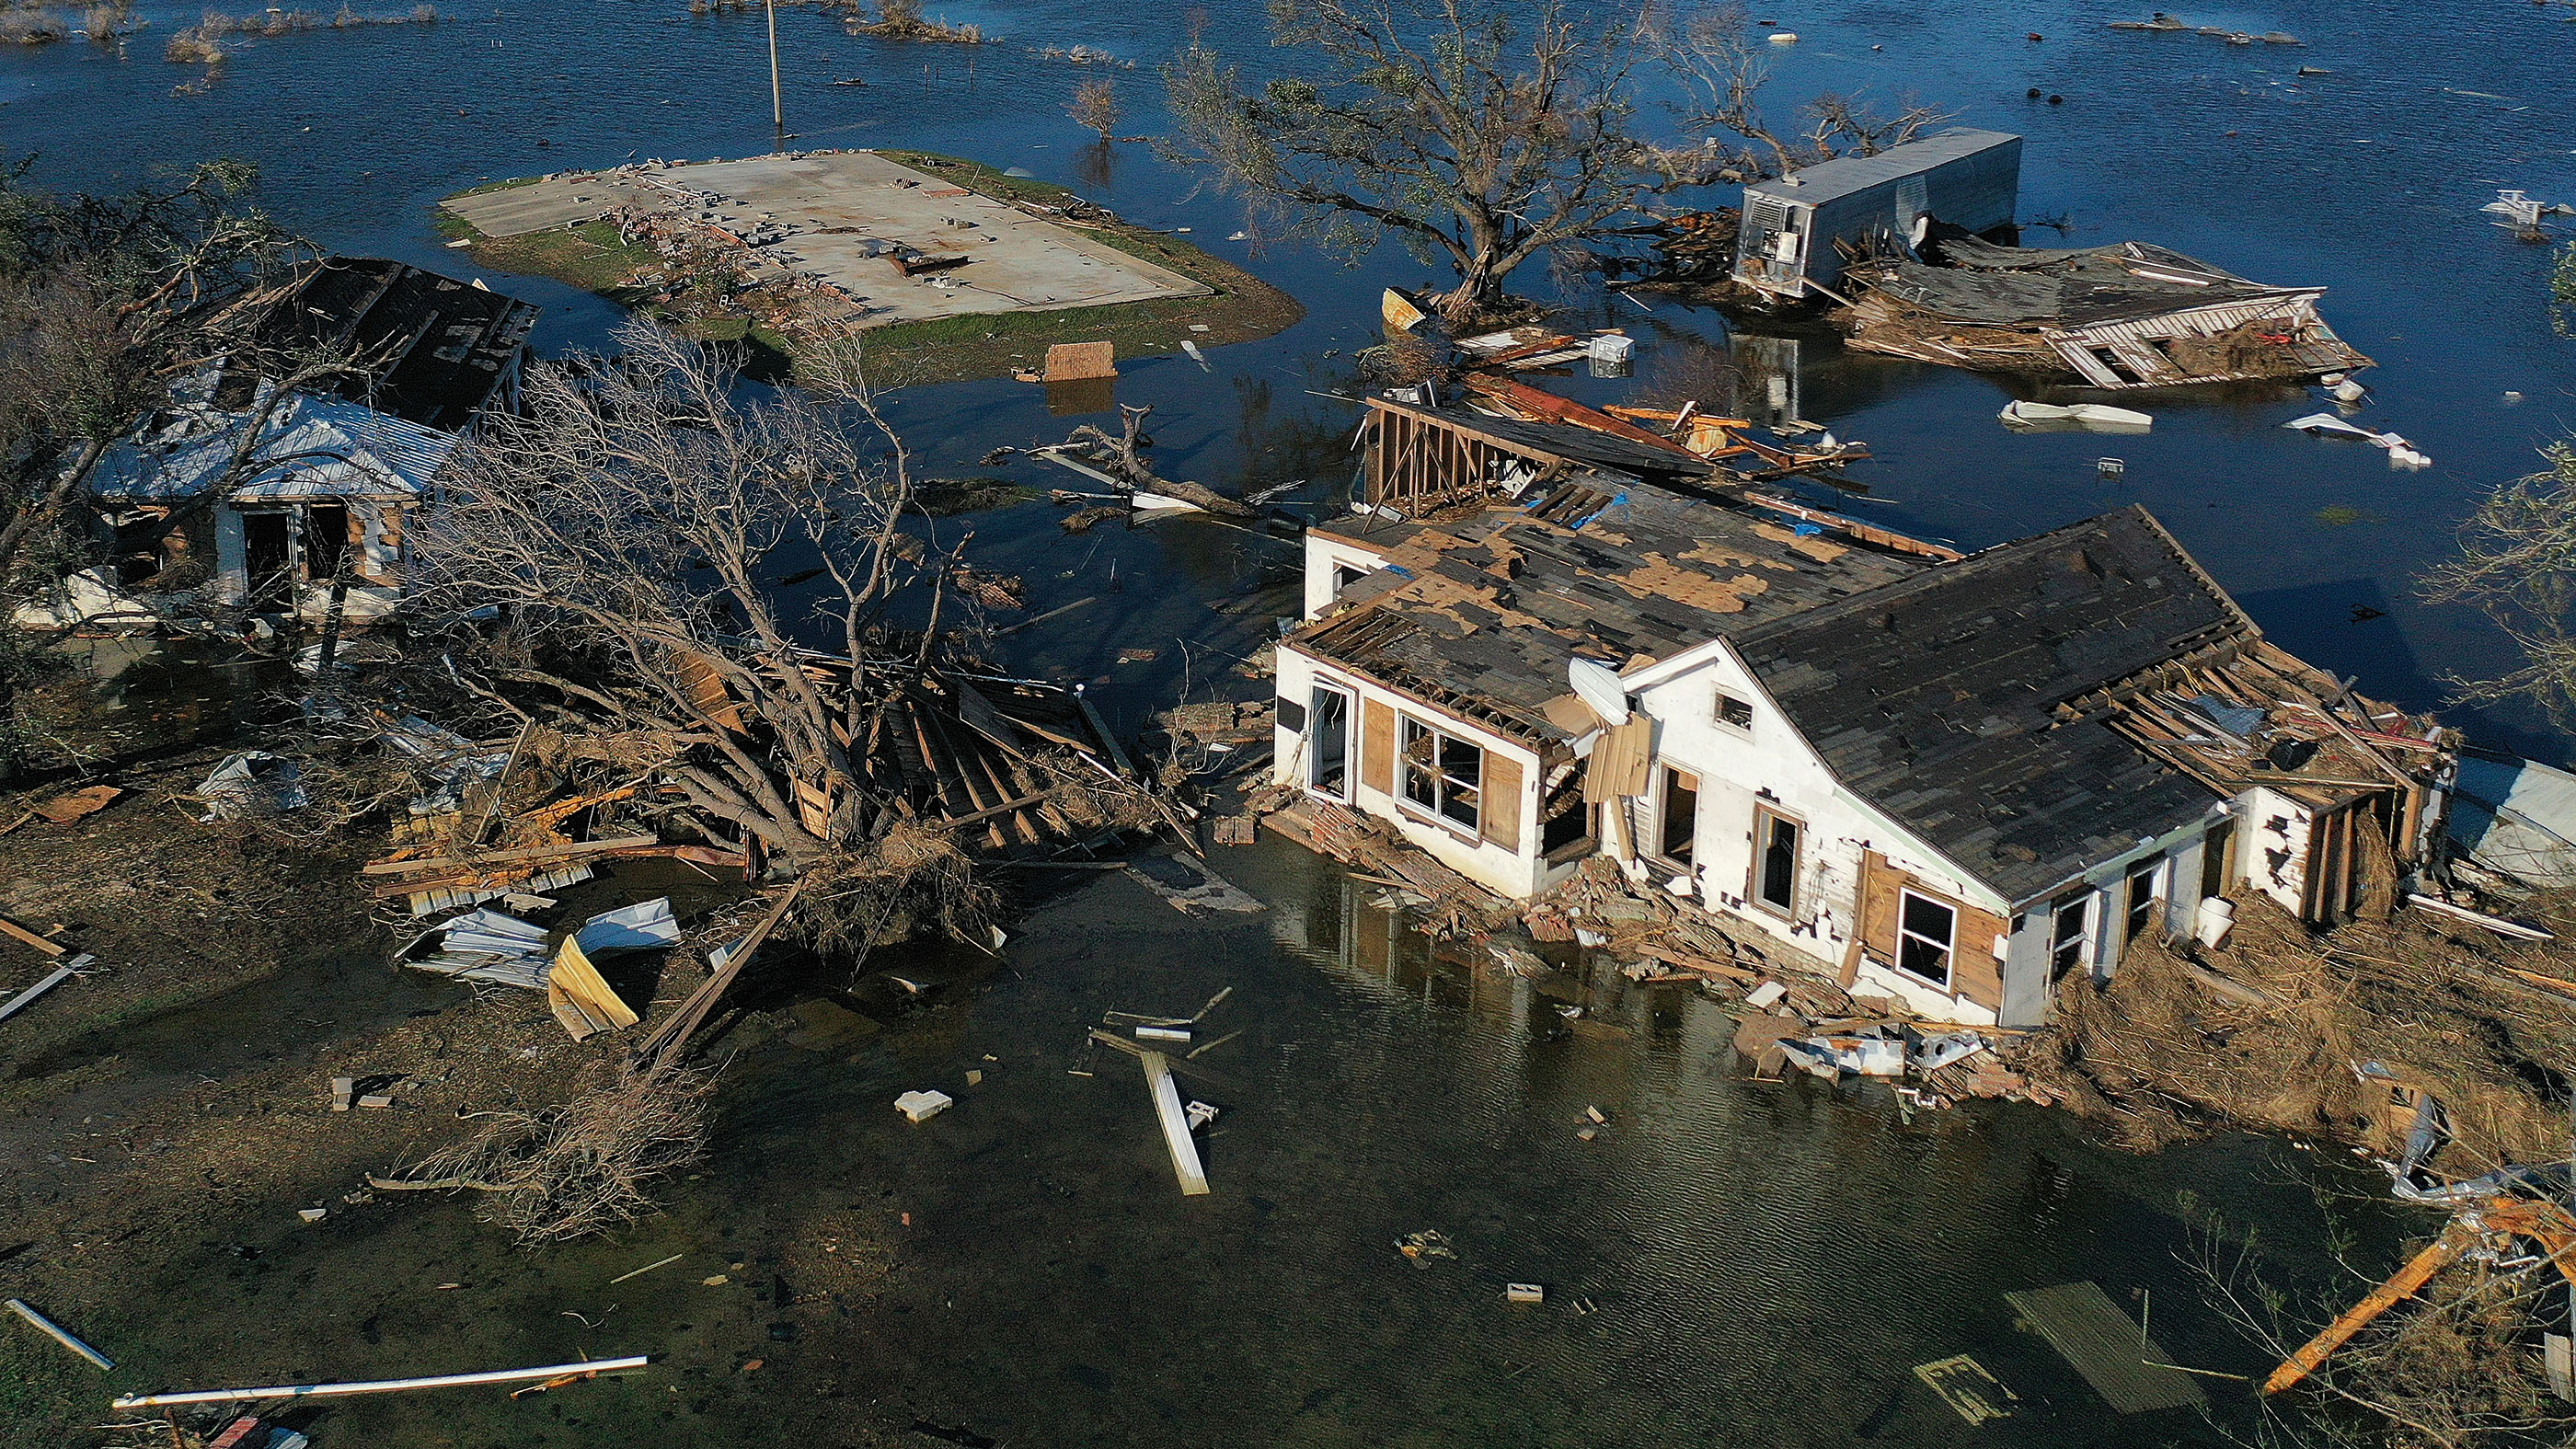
[2027,891,2576,1172]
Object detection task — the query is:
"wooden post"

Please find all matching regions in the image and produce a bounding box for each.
[765,0,782,135]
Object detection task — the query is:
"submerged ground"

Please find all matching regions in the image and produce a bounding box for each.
[3,0,2572,1443]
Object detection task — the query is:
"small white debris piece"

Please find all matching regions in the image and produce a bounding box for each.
[1183,1099,1220,1130]
[357,1094,394,1110]
[1584,1105,1609,1125]
[298,1208,328,1223]
[1505,1282,1546,1304]
[1744,981,1788,1010]
[895,1089,954,1123]
[1134,1025,1191,1043]
[964,1069,984,1087]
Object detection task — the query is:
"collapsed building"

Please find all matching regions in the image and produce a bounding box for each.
[32,257,538,630]
[1271,391,2453,1028]
[1837,238,2373,389]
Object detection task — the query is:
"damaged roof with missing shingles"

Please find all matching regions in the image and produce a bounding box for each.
[1856,237,2320,328]
[1734,504,2256,903]
[1293,473,1932,744]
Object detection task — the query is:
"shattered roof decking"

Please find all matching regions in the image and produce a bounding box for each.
[229,257,537,431]
[1294,476,1931,744]
[1859,239,2321,328]
[86,384,457,504]
[1734,505,2254,903]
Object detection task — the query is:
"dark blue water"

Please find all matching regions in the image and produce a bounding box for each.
[6,4,2554,1442]
[10,0,2575,753]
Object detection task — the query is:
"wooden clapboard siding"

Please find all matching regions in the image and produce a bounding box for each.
[1362,697,1396,796]
[1480,751,1524,853]
[1857,849,2007,1009]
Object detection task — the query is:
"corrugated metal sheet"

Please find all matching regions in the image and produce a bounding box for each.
[84,386,458,502]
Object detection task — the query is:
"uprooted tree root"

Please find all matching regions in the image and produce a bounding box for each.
[2023,891,2576,1168]
[371,1058,717,1246]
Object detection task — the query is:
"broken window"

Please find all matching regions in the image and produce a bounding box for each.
[301,501,350,582]
[2124,857,2164,949]
[1754,807,1802,914]
[1309,685,1351,799]
[2050,891,2094,981]
[1659,766,1698,864]
[1715,692,1754,731]
[1541,758,1590,856]
[1399,716,1481,833]
[1897,891,1957,987]
[1333,563,1370,594]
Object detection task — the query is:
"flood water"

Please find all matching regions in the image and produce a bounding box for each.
[6,0,2568,1442]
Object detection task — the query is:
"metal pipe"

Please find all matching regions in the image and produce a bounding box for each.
[6,1298,113,1370]
[111,1356,651,1409]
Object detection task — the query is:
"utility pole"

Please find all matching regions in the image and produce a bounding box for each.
[764,0,783,138]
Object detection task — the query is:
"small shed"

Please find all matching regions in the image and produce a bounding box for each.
[1734,129,2022,300]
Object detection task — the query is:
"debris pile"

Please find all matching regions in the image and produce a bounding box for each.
[1837,238,2370,390]
[2025,889,2576,1162]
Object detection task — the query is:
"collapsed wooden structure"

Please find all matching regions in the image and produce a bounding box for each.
[1837,239,2370,389]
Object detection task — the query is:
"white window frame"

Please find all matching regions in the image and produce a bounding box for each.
[1895,889,1957,989]
[1713,691,1755,734]
[1307,682,1354,803]
[2050,891,2096,980]
[1398,715,1483,834]
[2122,856,2167,953]
[1752,805,1804,918]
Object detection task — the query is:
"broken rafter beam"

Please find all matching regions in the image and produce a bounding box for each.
[361,835,661,876]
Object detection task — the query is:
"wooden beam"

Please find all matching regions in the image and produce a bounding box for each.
[0,916,66,958]
[361,835,660,876]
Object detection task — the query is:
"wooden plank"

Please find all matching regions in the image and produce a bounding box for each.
[2006,1282,2207,1413]
[1480,750,1524,853]
[1361,697,1396,796]
[361,835,658,876]
[1138,1049,1210,1196]
[0,916,66,957]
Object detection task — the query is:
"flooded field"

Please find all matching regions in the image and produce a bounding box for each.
[3,0,2570,1443]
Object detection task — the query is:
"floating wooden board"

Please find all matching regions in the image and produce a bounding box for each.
[1042,340,1117,382]
[2006,1282,2207,1413]
[1914,1354,2018,1424]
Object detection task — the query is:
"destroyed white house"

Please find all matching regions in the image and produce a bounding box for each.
[44,257,537,628]
[1272,397,2453,1027]
[1732,128,2023,301]
[1838,238,2373,389]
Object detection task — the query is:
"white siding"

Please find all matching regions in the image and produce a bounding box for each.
[1272,643,1556,899]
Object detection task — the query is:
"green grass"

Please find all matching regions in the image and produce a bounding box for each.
[432,149,1303,388]
[2313,504,2374,527]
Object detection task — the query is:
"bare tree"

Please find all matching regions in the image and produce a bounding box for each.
[1162,0,1671,324]
[1659,3,1946,183]
[1069,75,1121,141]
[2422,442,2576,729]
[402,322,940,871]
[0,159,309,586]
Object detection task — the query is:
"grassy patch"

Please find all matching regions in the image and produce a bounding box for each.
[432,150,1304,388]
[2313,504,2374,527]
[0,1327,90,1432]
[431,210,660,300]
[916,477,1039,514]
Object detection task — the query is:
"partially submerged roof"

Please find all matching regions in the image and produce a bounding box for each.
[1744,128,2021,208]
[224,257,538,431]
[86,385,457,504]
[1735,505,2252,903]
[1857,238,2318,328]
[1293,475,1932,744]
